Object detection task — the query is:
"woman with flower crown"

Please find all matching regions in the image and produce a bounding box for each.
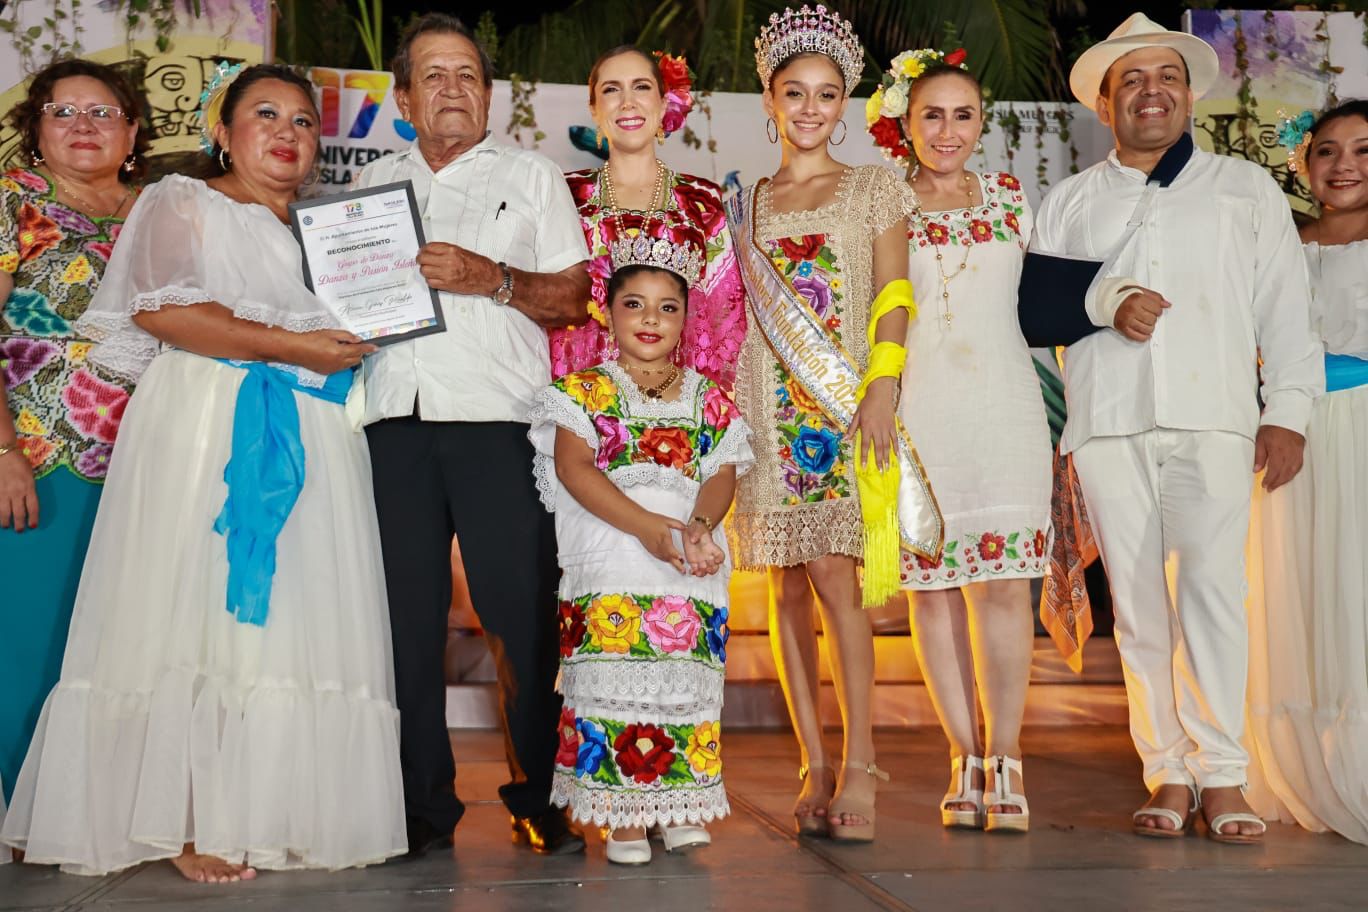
[1,64,406,878]
[549,47,746,389]
[1244,100,1368,846]
[726,5,939,843]
[530,220,752,865]
[867,50,1051,834]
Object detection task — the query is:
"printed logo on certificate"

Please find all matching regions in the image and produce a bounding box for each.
[289,180,446,347]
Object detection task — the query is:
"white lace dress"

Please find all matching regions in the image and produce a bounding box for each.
[528,363,753,829]
[898,172,1052,589]
[1246,239,1368,845]
[0,175,407,873]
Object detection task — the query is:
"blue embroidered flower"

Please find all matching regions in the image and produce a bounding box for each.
[576,718,609,775]
[4,288,71,337]
[706,606,730,662]
[775,385,791,407]
[792,425,840,474]
[796,260,815,278]
[699,429,713,457]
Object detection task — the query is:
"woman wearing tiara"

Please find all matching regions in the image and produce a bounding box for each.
[531,219,752,864]
[1,63,406,878]
[727,5,938,843]
[1246,100,1368,845]
[549,47,746,388]
[867,50,1050,834]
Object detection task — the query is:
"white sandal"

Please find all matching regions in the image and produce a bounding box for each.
[940,755,985,829]
[984,755,1029,834]
[1132,783,1198,839]
[1198,786,1267,845]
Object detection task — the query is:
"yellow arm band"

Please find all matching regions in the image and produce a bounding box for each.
[867,278,916,350]
[856,340,907,402]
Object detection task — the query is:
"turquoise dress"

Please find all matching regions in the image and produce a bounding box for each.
[0,168,135,799]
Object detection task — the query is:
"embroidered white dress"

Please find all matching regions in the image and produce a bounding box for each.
[529,363,753,828]
[0,175,407,873]
[898,172,1052,589]
[1246,239,1368,845]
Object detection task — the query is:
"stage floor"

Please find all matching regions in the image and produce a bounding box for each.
[3,727,1364,911]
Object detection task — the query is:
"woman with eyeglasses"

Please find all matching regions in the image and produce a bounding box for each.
[0,59,148,833]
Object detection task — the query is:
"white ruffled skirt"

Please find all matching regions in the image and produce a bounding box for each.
[0,351,406,874]
[1245,385,1368,845]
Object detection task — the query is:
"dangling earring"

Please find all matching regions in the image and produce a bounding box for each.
[974,139,984,153]
[671,341,684,367]
[218,148,231,171]
[30,150,44,166]
[830,121,848,145]
[766,118,778,144]
[656,126,666,145]
[122,154,137,174]
[605,323,620,360]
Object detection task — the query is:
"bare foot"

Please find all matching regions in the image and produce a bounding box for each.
[1134,783,1195,832]
[171,846,258,884]
[1201,786,1266,841]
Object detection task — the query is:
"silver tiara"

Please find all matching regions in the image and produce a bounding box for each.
[608,232,704,287]
[755,5,864,97]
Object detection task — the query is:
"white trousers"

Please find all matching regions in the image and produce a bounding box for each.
[1072,429,1255,791]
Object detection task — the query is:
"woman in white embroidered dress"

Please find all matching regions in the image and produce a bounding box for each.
[872,53,1051,834]
[1247,100,1368,846]
[530,221,752,865]
[0,65,406,880]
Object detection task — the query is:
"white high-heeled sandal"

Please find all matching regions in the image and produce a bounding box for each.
[650,823,711,853]
[940,755,986,829]
[984,755,1029,834]
[1132,783,1198,838]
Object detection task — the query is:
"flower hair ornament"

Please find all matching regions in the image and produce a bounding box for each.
[654,52,695,137]
[866,47,968,165]
[755,5,864,98]
[1277,108,1316,177]
[608,216,705,287]
[195,60,248,156]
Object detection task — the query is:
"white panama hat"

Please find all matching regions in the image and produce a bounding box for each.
[1069,12,1220,111]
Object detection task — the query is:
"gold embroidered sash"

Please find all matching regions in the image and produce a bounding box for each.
[726,184,943,560]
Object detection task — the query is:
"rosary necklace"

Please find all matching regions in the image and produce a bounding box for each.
[619,359,679,399]
[911,168,976,330]
[602,159,667,213]
[48,169,132,219]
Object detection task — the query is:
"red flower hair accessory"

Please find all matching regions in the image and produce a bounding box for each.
[654,52,695,137]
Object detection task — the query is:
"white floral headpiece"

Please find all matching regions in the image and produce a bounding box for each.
[865,48,970,165]
[755,5,864,98]
[195,60,248,156]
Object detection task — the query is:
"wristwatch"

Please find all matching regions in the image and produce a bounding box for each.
[690,514,715,532]
[491,261,514,305]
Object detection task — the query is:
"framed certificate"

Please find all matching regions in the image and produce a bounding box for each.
[289,180,446,346]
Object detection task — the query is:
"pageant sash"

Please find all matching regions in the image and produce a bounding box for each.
[213,361,352,627]
[725,185,944,560]
[1325,352,1368,393]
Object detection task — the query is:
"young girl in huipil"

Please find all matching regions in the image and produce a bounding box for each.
[529,219,753,865]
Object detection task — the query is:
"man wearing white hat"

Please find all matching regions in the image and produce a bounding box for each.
[1030,13,1324,842]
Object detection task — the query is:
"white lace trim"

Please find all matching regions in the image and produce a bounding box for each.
[559,659,724,720]
[701,415,756,481]
[552,774,730,830]
[527,387,599,511]
[75,286,339,384]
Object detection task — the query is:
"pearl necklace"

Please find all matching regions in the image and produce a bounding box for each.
[602,159,667,212]
[911,169,976,330]
[620,359,679,399]
[47,169,133,220]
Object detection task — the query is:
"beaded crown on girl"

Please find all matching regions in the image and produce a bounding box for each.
[608,218,705,287]
[754,5,864,97]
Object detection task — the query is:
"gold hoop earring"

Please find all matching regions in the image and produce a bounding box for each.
[830,121,848,145]
[766,118,778,144]
[656,127,666,145]
[218,148,231,171]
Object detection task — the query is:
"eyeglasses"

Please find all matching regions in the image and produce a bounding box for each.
[40,103,129,127]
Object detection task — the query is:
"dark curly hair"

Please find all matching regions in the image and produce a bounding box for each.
[5,58,151,183]
[1310,99,1368,142]
[209,63,320,175]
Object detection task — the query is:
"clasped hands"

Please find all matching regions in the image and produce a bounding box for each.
[634,512,725,577]
[415,242,502,296]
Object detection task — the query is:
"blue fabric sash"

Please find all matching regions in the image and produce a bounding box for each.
[1324,353,1368,394]
[213,361,352,626]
